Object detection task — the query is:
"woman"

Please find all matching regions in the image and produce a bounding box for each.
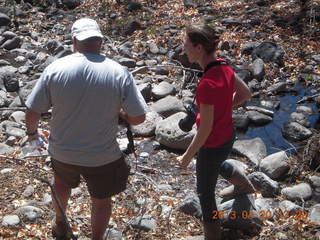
[177,24,255,240]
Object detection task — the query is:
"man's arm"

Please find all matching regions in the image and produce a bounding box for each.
[233,73,251,107]
[25,108,41,137]
[119,109,145,125]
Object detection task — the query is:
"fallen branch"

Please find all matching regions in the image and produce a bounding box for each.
[296,93,320,104]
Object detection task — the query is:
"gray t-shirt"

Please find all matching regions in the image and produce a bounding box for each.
[26,53,147,167]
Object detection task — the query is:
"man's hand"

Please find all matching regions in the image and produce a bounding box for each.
[177,154,193,169]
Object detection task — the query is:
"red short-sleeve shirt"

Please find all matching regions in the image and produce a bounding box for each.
[196,59,234,147]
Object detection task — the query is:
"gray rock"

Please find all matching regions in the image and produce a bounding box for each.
[179,196,202,218]
[151,66,169,75]
[0,13,10,27]
[131,111,162,137]
[149,42,159,54]
[282,121,313,141]
[279,200,303,215]
[290,112,310,127]
[225,159,249,173]
[0,168,14,174]
[1,37,21,50]
[241,42,259,55]
[252,41,285,64]
[232,113,249,131]
[219,195,262,231]
[259,151,289,179]
[309,175,320,188]
[248,172,279,197]
[255,198,279,219]
[296,105,313,115]
[309,204,320,225]
[22,185,35,198]
[281,183,312,201]
[266,82,287,94]
[137,83,152,102]
[151,96,184,118]
[155,112,196,150]
[130,215,156,231]
[250,58,265,80]
[2,215,20,226]
[151,81,175,100]
[246,106,274,117]
[118,58,136,68]
[247,111,273,125]
[14,206,44,221]
[312,55,320,63]
[232,138,267,165]
[9,111,25,124]
[104,229,123,240]
[0,143,15,155]
[5,126,25,138]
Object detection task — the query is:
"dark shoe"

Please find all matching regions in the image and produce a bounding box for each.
[52,218,68,240]
[219,166,255,200]
[203,221,221,240]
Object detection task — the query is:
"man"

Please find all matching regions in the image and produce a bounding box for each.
[25,18,147,240]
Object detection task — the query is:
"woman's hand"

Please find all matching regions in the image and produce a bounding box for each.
[177,154,193,169]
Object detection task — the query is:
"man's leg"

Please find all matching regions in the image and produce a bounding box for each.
[53,174,71,222]
[91,197,112,240]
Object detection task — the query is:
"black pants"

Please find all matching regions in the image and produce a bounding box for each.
[196,133,235,222]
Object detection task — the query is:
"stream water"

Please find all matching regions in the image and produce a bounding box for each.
[239,82,319,156]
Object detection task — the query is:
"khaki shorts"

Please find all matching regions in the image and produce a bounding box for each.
[51,156,130,199]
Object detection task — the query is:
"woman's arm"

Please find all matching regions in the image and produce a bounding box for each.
[233,73,251,107]
[178,103,214,168]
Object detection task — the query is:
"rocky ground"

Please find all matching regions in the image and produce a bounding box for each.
[1,0,320,239]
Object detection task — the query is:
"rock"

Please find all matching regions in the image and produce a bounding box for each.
[62,0,83,9]
[22,185,35,198]
[232,112,249,131]
[131,111,162,137]
[282,121,313,141]
[309,176,320,188]
[123,20,143,35]
[149,42,159,54]
[281,183,312,201]
[232,138,267,165]
[104,229,123,240]
[118,58,136,68]
[151,96,185,117]
[247,111,273,125]
[0,13,10,27]
[1,37,21,50]
[312,55,320,63]
[126,1,142,11]
[130,215,156,231]
[255,198,279,219]
[259,151,289,179]
[225,159,249,173]
[250,58,265,80]
[14,206,44,221]
[151,81,175,100]
[9,111,26,124]
[5,126,26,138]
[2,215,20,226]
[137,83,152,102]
[279,200,303,215]
[309,204,320,225]
[252,41,285,64]
[0,143,15,155]
[246,106,274,117]
[155,112,196,150]
[219,195,263,231]
[241,42,259,55]
[290,112,310,127]
[296,105,313,115]
[151,66,169,75]
[0,168,14,174]
[179,196,202,218]
[260,100,280,110]
[248,172,280,197]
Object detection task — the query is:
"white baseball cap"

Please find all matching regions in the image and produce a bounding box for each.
[71,18,103,41]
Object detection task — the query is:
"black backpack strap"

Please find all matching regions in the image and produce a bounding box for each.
[197,60,229,77]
